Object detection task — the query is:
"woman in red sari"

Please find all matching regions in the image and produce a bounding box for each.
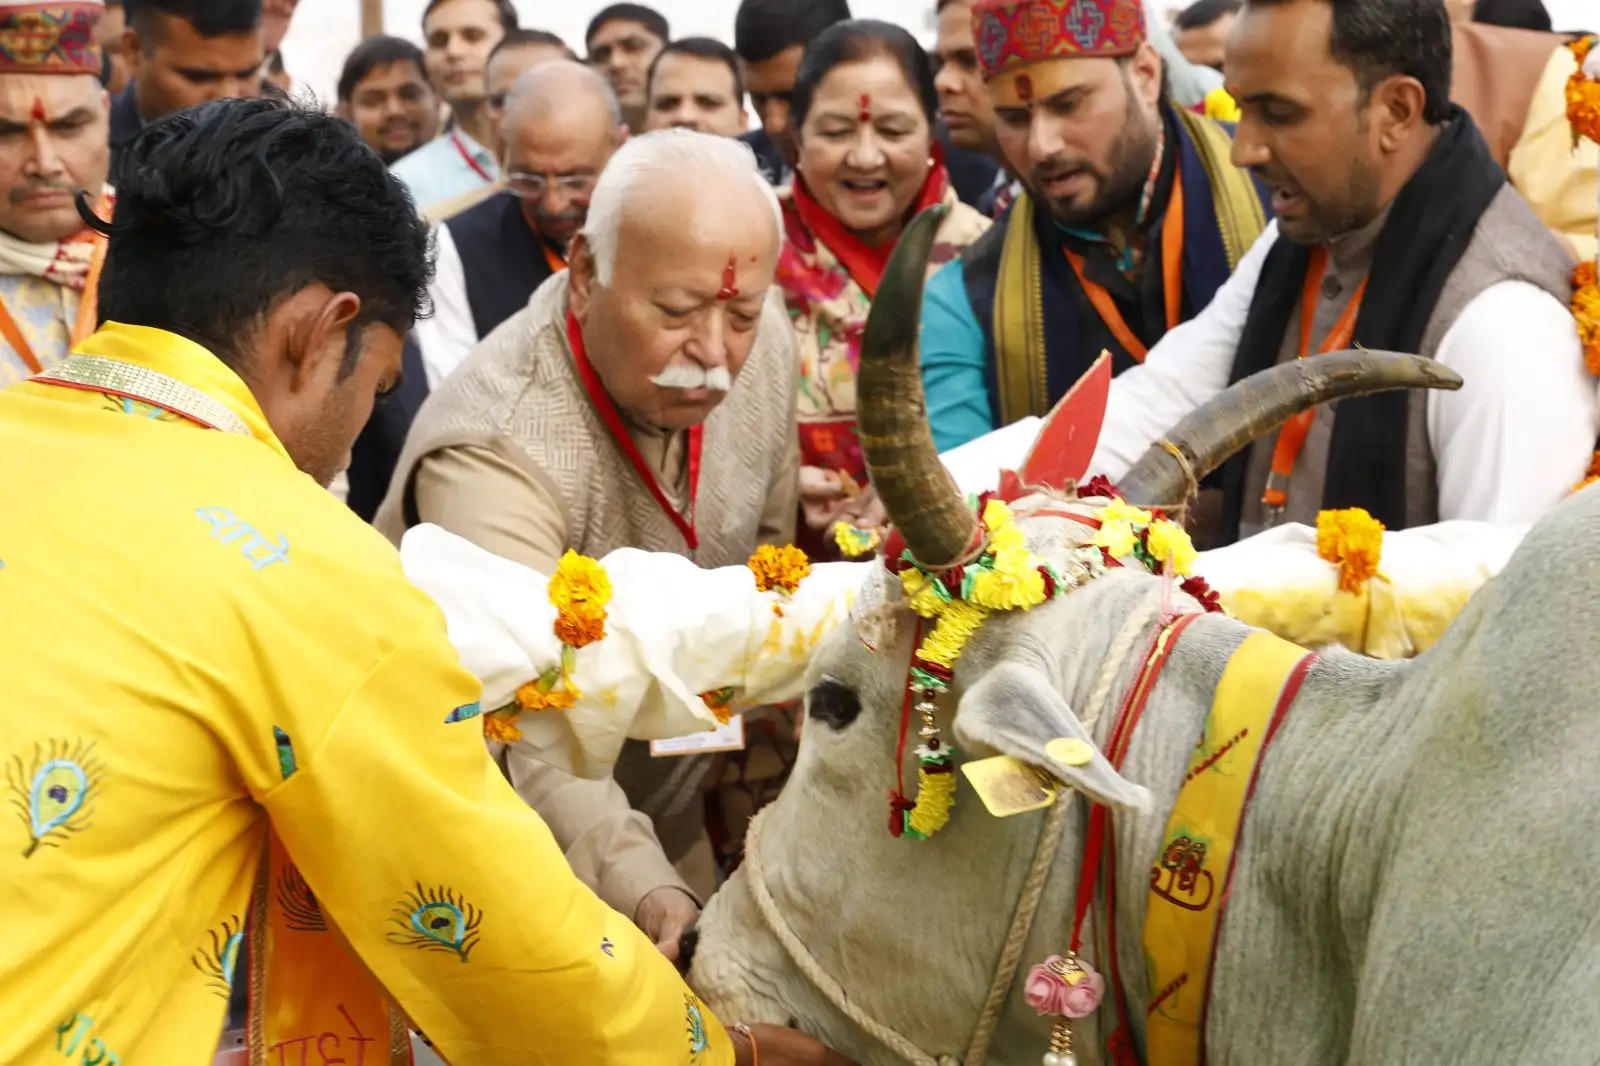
[776,20,990,552]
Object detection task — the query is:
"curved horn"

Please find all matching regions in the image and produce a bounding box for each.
[857,203,980,569]
[1118,349,1462,510]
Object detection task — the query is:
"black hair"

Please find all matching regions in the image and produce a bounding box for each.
[1175,0,1242,31]
[1470,0,1552,31]
[489,27,577,65]
[1243,0,1453,125]
[126,0,260,40]
[421,0,517,35]
[337,35,428,103]
[734,0,851,63]
[585,3,670,48]
[647,36,745,100]
[98,98,431,375]
[790,19,938,130]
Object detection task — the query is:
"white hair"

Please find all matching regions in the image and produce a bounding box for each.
[581,128,783,287]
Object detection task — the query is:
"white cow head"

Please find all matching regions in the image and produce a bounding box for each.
[688,207,1462,1064]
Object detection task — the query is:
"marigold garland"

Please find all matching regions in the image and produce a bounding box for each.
[748,543,811,594]
[1567,36,1600,146]
[1316,507,1385,594]
[1574,261,1600,377]
[484,550,612,742]
[698,686,738,725]
[880,490,1213,841]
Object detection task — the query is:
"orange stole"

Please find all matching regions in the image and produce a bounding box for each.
[249,833,411,1066]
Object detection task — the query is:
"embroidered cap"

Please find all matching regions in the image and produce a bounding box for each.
[973,0,1146,76]
[0,1,103,77]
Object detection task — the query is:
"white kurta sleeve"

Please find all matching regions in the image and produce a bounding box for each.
[1427,279,1599,524]
[413,223,478,390]
[1089,220,1281,480]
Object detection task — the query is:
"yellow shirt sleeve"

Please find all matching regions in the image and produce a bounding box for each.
[259,639,734,1066]
[1508,44,1599,263]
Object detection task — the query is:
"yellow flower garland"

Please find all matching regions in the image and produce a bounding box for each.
[749,544,812,594]
[485,550,613,742]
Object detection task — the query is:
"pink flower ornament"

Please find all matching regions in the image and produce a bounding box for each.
[1023,955,1105,1019]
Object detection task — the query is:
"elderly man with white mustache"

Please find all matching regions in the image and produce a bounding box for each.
[376,127,800,966]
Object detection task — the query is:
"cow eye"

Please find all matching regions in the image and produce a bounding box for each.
[807,677,861,730]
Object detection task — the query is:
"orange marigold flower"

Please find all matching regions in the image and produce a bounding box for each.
[1316,507,1385,594]
[748,543,812,594]
[515,679,578,713]
[554,609,606,648]
[482,710,523,744]
[1574,261,1600,377]
[1567,37,1600,144]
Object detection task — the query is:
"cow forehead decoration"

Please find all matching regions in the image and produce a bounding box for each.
[843,482,1209,842]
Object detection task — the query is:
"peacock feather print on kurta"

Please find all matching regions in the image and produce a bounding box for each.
[272,725,297,780]
[192,917,244,998]
[684,993,709,1057]
[387,883,483,962]
[277,861,326,932]
[6,736,100,858]
[443,701,482,724]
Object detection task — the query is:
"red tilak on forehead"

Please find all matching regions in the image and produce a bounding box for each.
[857,92,871,124]
[1015,74,1033,103]
[717,256,739,300]
[29,97,46,123]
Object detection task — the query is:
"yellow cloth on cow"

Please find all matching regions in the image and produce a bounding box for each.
[0,323,732,1066]
[1143,629,1313,1064]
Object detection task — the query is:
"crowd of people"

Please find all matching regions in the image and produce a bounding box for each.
[0,0,1596,1062]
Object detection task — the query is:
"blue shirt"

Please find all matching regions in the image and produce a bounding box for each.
[920,259,995,452]
[390,129,499,215]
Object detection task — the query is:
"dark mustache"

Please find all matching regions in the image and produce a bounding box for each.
[10,180,75,204]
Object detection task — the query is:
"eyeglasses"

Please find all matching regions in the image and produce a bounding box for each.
[504,171,598,199]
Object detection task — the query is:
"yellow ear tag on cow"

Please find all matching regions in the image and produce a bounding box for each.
[1046,738,1095,767]
[961,756,1058,818]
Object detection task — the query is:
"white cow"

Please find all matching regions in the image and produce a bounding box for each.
[688,210,1600,1065]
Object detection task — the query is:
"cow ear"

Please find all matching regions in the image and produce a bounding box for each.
[953,662,1154,812]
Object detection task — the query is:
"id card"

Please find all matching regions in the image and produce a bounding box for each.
[649,715,746,757]
[961,755,1059,817]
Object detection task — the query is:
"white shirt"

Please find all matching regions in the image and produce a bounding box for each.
[1090,220,1599,526]
[413,223,477,391]
[390,128,498,219]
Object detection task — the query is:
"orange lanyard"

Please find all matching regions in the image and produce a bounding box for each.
[1261,246,1369,512]
[542,238,566,274]
[0,230,109,375]
[1063,173,1185,363]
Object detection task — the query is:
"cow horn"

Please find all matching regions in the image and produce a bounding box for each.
[857,203,981,569]
[1117,350,1463,510]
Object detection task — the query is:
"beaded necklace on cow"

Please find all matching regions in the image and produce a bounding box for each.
[877,481,1219,842]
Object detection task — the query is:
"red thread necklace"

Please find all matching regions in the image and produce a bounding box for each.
[565,310,703,550]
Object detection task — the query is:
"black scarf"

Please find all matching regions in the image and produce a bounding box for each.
[1221,107,1505,535]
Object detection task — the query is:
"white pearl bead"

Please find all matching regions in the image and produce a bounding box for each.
[1042,1054,1075,1066]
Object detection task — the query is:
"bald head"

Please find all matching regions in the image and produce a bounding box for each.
[503,59,622,129]
[500,59,627,249]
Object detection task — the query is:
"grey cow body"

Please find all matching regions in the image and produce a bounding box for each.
[691,489,1600,1065]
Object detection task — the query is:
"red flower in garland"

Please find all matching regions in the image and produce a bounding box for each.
[1181,576,1225,614]
[1078,475,1122,500]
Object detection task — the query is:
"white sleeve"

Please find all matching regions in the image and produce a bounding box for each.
[1090,220,1281,480]
[1429,279,1599,524]
[412,223,478,390]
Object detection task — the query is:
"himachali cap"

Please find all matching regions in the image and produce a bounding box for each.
[973,0,1146,77]
[0,1,103,76]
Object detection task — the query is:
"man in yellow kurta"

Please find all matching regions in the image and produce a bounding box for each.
[0,98,844,1066]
